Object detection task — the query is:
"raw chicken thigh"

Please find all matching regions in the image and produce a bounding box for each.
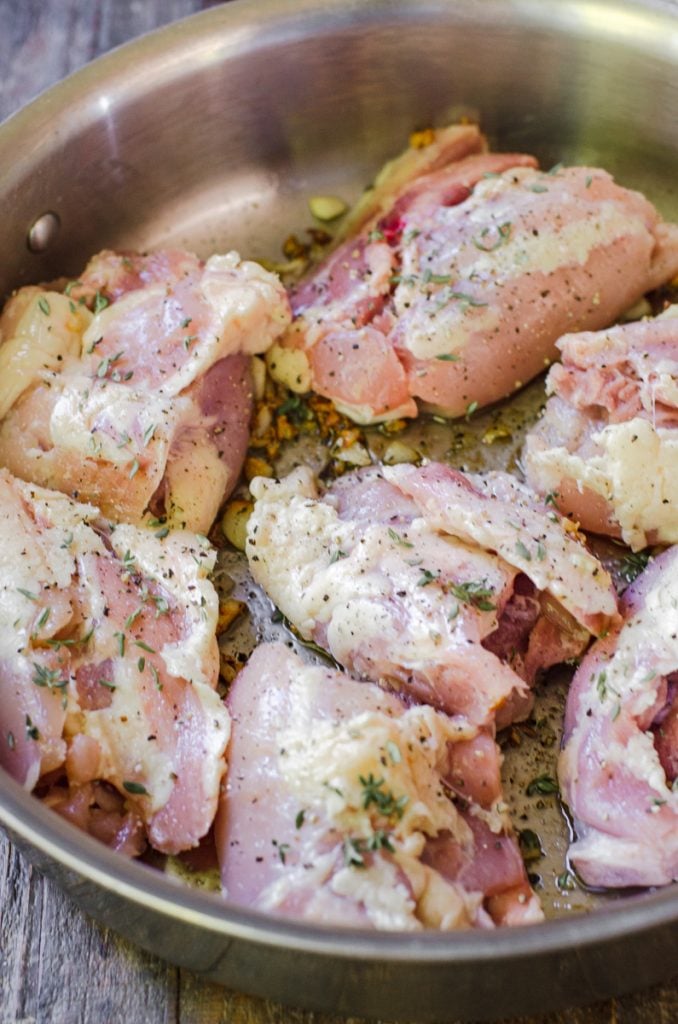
[0,468,230,856]
[269,124,678,423]
[559,547,678,888]
[216,642,542,930]
[523,307,678,551]
[246,463,617,729]
[0,248,291,533]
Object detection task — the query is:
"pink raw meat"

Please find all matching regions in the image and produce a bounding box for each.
[0,248,291,532]
[559,547,678,888]
[0,468,230,856]
[215,642,542,930]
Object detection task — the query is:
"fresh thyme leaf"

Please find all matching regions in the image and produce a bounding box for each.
[422,269,452,285]
[322,781,344,798]
[472,221,512,252]
[515,539,532,561]
[122,550,136,571]
[449,580,496,612]
[34,607,50,631]
[45,627,93,650]
[526,773,559,797]
[122,780,148,795]
[134,640,156,653]
[93,291,109,314]
[142,423,156,446]
[342,836,366,868]
[388,527,414,548]
[417,568,439,587]
[124,609,142,630]
[450,291,487,311]
[277,394,310,424]
[272,839,290,864]
[367,829,395,853]
[31,663,68,691]
[359,773,408,819]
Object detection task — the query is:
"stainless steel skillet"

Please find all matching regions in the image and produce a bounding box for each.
[0,1,677,1019]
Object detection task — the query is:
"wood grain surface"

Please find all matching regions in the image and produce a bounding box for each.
[0,2,676,1022]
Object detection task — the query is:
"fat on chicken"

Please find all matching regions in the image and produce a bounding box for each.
[0,467,230,856]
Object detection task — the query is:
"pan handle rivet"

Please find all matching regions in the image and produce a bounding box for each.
[27,211,60,253]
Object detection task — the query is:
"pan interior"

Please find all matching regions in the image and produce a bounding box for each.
[0,0,677,977]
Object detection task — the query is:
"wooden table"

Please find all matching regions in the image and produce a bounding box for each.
[0,2,676,1021]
